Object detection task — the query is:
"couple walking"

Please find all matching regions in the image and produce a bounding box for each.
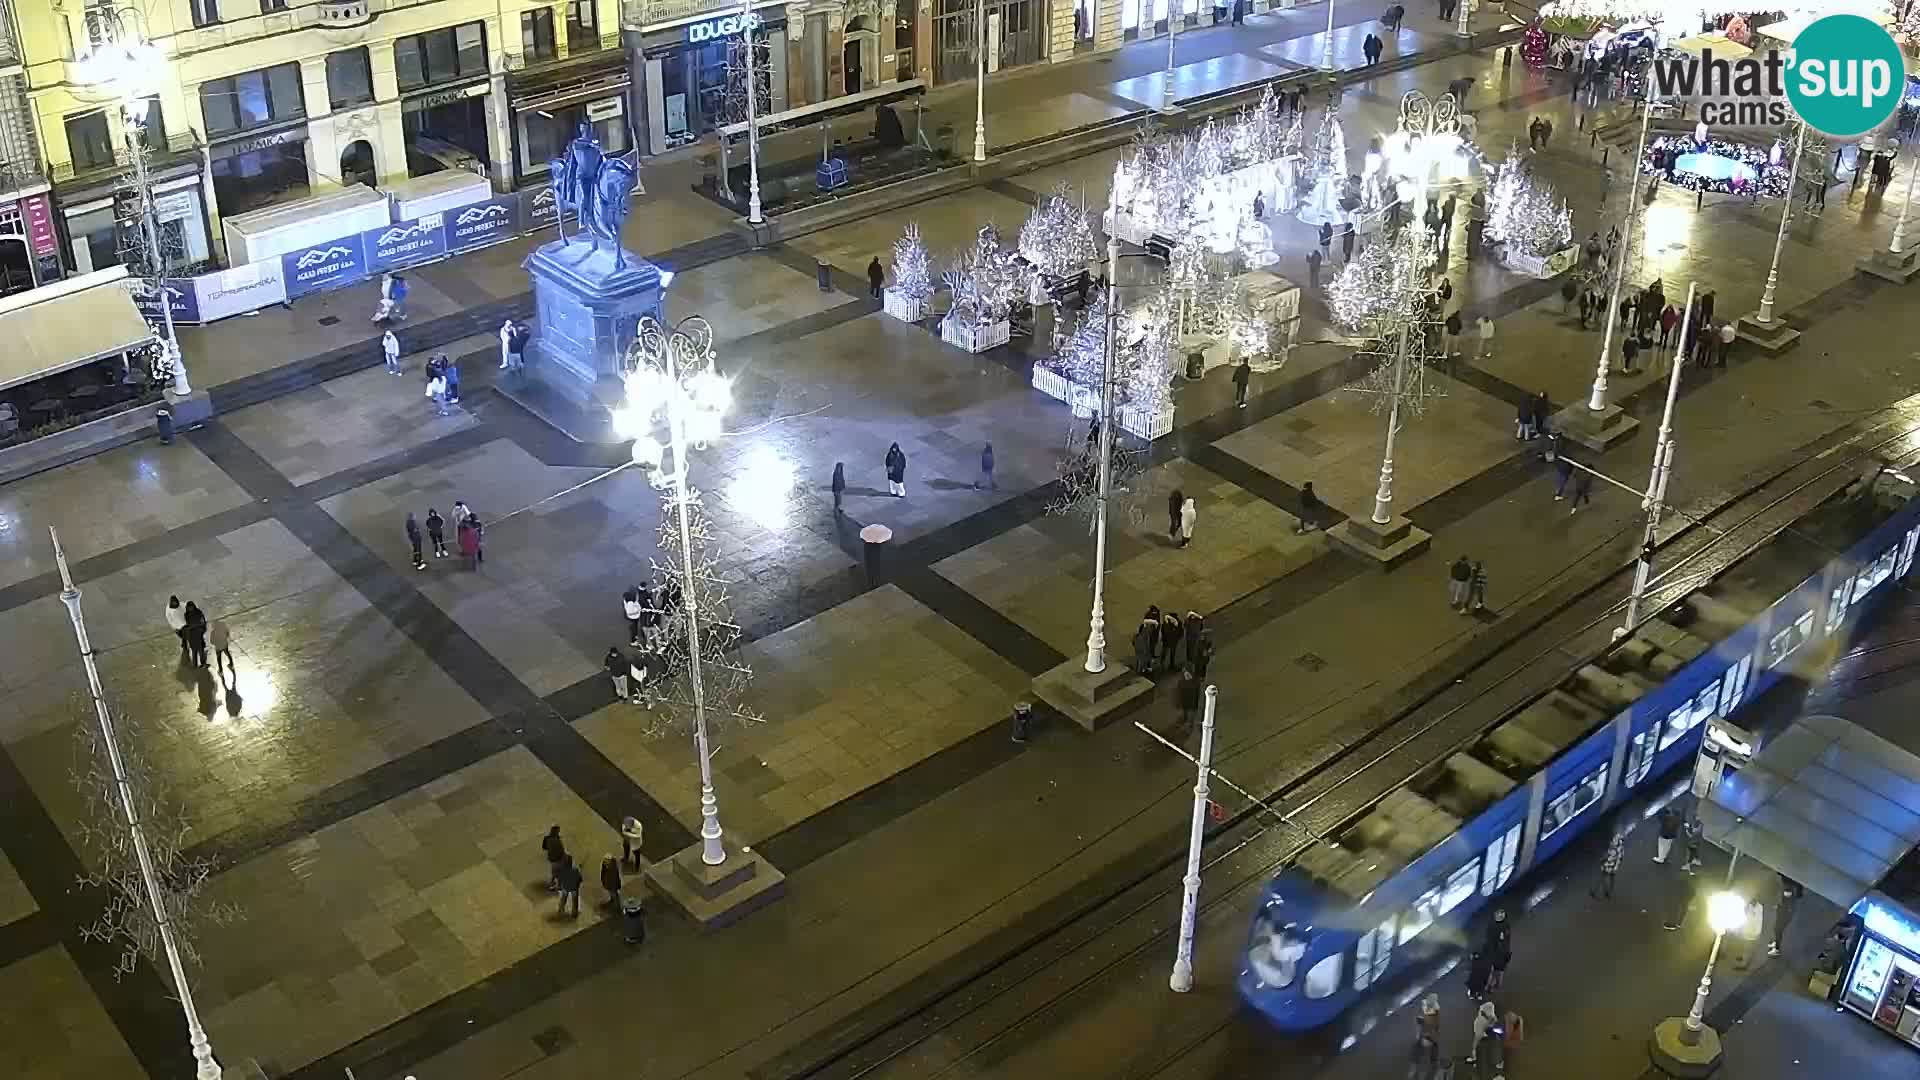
[1446,556,1489,614]
[1165,489,1197,548]
[164,595,234,674]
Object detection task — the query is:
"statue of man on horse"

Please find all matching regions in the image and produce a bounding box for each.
[546,123,641,269]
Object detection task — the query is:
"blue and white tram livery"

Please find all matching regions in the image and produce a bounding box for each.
[1242,475,1920,1031]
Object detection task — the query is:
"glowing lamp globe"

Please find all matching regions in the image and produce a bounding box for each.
[1708,891,1747,935]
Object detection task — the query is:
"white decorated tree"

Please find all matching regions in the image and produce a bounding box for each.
[1485,147,1572,264]
[1019,183,1098,280]
[892,223,934,300]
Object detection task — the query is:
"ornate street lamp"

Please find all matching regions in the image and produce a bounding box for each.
[1650,890,1748,1075]
[974,0,988,162]
[74,7,189,396]
[615,316,735,867]
[740,0,763,223]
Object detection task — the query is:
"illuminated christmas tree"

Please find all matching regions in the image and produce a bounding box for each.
[1486,150,1572,260]
[892,223,934,300]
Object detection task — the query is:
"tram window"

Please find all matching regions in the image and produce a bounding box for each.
[1440,859,1480,916]
[1717,656,1752,717]
[1765,611,1815,669]
[1657,702,1690,752]
[1353,933,1373,991]
[1366,917,1395,986]
[1303,953,1344,999]
[1399,887,1442,944]
[1482,824,1520,895]
[1656,685,1714,752]
[1247,910,1307,989]
[1827,577,1854,634]
[1898,527,1919,579]
[1541,764,1609,841]
[1625,727,1657,786]
[1856,547,1899,602]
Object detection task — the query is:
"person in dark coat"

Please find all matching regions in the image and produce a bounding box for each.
[405,512,425,570]
[885,443,908,497]
[1184,611,1204,669]
[183,601,209,668]
[556,855,583,917]
[1465,947,1496,998]
[831,462,847,513]
[1167,488,1186,544]
[1569,466,1594,512]
[606,646,631,701]
[600,855,623,909]
[1159,609,1184,674]
[1133,607,1161,675]
[1233,358,1252,408]
[977,443,996,489]
[426,507,448,558]
[1483,908,1513,985]
[1191,629,1215,679]
[457,516,480,568]
[1532,391,1552,438]
[1176,669,1203,729]
[867,257,885,298]
[542,825,566,890]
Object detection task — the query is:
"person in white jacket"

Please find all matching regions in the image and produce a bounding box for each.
[164,595,188,656]
[1466,998,1502,1071]
[1178,497,1197,548]
[383,329,401,375]
[499,320,516,370]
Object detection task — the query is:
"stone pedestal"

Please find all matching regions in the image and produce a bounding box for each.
[1032,655,1154,732]
[505,238,666,442]
[1858,244,1920,283]
[1648,1016,1724,1078]
[1328,513,1431,567]
[1552,400,1640,453]
[1732,311,1801,353]
[644,842,785,930]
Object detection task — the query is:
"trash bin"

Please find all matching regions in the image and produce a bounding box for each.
[156,405,174,445]
[1011,701,1033,743]
[817,260,833,292]
[1185,351,1205,380]
[621,894,646,945]
[859,523,893,583]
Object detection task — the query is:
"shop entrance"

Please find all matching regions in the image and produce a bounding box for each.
[0,235,30,297]
[403,95,490,177]
[844,17,877,94]
[935,0,1043,83]
[341,140,377,188]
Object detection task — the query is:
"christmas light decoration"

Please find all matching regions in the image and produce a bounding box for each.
[892,223,934,301]
[1019,183,1099,280]
[1520,22,1551,66]
[1327,226,1436,334]
[1486,147,1573,266]
[943,224,1024,328]
[1644,133,1792,199]
[1108,89,1305,243]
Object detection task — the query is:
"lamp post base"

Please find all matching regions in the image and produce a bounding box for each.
[1648,1017,1724,1078]
[644,842,786,930]
[1732,311,1803,354]
[1551,401,1640,454]
[1858,244,1920,283]
[1327,514,1431,567]
[1032,655,1153,732]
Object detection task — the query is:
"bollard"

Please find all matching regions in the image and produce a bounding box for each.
[859,523,893,584]
[1011,701,1034,743]
[155,405,174,445]
[817,260,833,292]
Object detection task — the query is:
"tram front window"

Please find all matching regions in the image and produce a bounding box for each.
[1248,909,1308,989]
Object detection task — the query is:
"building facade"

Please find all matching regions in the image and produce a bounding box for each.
[0,0,58,294]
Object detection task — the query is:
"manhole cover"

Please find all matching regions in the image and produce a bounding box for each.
[317,315,341,326]
[1295,652,1326,672]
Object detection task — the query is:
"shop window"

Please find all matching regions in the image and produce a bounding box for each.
[65,110,113,171]
[1481,824,1520,895]
[1399,886,1442,944]
[1716,656,1752,718]
[567,0,599,50]
[1302,953,1343,1000]
[395,22,489,92]
[1439,859,1480,917]
[327,48,375,109]
[1541,764,1609,841]
[522,10,557,62]
[190,0,220,27]
[1245,908,1306,989]
[199,63,305,138]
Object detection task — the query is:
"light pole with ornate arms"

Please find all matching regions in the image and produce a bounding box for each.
[1734,121,1807,352]
[741,0,763,223]
[974,0,988,162]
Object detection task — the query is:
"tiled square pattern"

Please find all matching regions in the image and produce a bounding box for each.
[0,947,143,1080]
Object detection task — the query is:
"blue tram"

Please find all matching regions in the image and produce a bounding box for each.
[1241,472,1920,1031]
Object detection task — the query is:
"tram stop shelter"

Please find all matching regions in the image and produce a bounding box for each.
[1698,712,1920,911]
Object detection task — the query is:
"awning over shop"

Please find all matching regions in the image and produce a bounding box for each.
[1699,712,1920,910]
[0,266,156,393]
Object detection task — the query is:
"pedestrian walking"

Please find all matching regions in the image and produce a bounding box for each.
[556,855,583,917]
[1159,608,1184,674]
[442,355,461,405]
[425,371,450,416]
[457,516,480,569]
[405,512,425,570]
[1176,669,1202,729]
[1515,394,1536,441]
[1771,878,1802,957]
[183,601,209,668]
[606,645,631,700]
[1532,390,1552,439]
[1621,335,1640,375]
[383,329,402,374]
[1306,247,1324,290]
[1191,629,1215,679]
[1717,319,1736,367]
[1296,481,1326,534]
[1466,945,1496,999]
[1318,221,1333,259]
[1411,994,1441,1075]
[1466,999,1501,1067]
[1654,806,1681,863]
[599,855,623,910]
[1444,311,1463,358]
[1179,496,1197,548]
[1593,826,1627,898]
[165,595,188,655]
[1232,358,1252,408]
[373,272,397,322]
[1469,560,1488,612]
[426,507,448,558]
[1659,303,1679,347]
[977,443,996,489]
[1569,467,1594,512]
[542,824,566,889]
[1684,816,1704,873]
[1340,224,1355,263]
[866,256,886,299]
[208,617,233,675]
[1133,607,1161,675]
[885,442,908,497]
[1167,488,1185,543]
[623,588,644,645]
[1475,315,1494,360]
[1448,555,1472,612]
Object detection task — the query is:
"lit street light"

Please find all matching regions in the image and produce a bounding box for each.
[974,0,988,163]
[741,0,763,224]
[1084,238,1119,674]
[616,316,735,867]
[1650,888,1748,1075]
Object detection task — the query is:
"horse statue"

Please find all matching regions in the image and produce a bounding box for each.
[590,158,640,270]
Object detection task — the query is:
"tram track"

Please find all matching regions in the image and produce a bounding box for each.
[772,408,1920,1080]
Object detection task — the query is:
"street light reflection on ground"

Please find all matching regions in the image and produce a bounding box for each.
[731,446,796,531]
[1641,202,1693,275]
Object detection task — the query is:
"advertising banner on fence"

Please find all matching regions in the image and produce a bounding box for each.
[447,196,521,252]
[364,213,448,273]
[282,238,368,298]
[194,260,287,322]
[131,279,201,325]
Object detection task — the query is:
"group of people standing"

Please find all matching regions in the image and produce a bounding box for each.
[423,353,463,416]
[1132,607,1217,729]
[606,579,686,705]
[164,594,234,675]
[404,501,484,571]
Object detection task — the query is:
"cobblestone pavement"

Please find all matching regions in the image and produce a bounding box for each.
[7,9,1920,1080]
